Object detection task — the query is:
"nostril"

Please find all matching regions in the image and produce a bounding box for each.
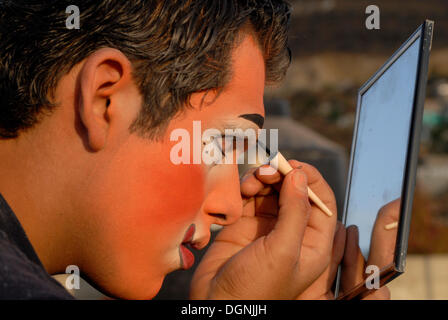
[209,213,227,221]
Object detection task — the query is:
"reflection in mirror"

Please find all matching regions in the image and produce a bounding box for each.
[340,35,421,294]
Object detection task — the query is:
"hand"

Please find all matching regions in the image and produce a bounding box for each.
[339,224,391,300]
[296,220,346,299]
[297,220,392,300]
[355,199,398,300]
[339,199,399,299]
[339,197,399,300]
[297,199,399,300]
[368,199,400,268]
[190,160,337,299]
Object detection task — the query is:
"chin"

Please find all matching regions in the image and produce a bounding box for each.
[90,272,166,300]
[123,277,165,300]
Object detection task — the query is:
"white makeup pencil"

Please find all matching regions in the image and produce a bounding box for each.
[267,149,334,217]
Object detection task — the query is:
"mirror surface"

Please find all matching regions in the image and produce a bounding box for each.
[340,35,421,293]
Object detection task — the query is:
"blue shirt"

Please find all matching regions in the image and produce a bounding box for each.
[0,194,74,299]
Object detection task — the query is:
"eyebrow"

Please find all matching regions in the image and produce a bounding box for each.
[239,113,264,129]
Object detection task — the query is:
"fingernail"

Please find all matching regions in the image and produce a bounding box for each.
[347,225,359,241]
[293,169,307,193]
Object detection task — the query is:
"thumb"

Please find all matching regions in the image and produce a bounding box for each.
[265,169,311,256]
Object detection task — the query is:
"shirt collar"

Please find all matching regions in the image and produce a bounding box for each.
[0,193,44,267]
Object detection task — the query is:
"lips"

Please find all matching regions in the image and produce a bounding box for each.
[179,224,195,270]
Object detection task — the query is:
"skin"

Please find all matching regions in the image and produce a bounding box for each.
[368,198,400,267]
[0,30,391,300]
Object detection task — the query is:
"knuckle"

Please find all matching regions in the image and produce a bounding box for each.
[306,163,319,174]
[303,163,324,182]
[288,159,302,167]
[283,194,311,216]
[263,237,297,270]
[273,244,297,267]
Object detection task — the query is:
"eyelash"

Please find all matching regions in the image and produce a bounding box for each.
[204,135,249,166]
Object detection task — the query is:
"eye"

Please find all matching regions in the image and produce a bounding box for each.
[203,134,256,166]
[218,135,250,162]
[201,136,223,166]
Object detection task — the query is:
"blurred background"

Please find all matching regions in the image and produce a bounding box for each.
[56,0,448,299]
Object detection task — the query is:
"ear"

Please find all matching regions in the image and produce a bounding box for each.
[77,48,135,151]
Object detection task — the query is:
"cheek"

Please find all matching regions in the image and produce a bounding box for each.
[132,160,206,228]
[81,141,207,289]
[106,141,206,238]
[84,139,206,249]
[78,132,211,297]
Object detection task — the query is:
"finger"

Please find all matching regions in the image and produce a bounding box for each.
[264,169,311,256]
[269,160,302,194]
[326,221,347,291]
[368,199,401,269]
[294,161,337,255]
[268,159,336,220]
[295,221,346,300]
[375,198,401,229]
[242,193,279,218]
[341,225,366,293]
[240,165,281,198]
[240,167,265,197]
[255,164,282,184]
[253,194,279,217]
[288,160,337,214]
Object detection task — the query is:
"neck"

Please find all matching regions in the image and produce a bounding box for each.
[0,129,77,274]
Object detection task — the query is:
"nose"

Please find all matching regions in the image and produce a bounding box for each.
[202,164,243,226]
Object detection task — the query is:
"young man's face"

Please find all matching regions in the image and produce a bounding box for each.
[75,34,266,299]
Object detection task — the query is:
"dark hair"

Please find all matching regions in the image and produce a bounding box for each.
[0,0,291,139]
